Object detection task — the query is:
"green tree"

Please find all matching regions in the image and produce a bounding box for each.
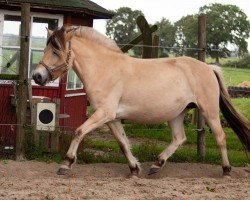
[200,3,250,62]
[174,14,198,57]
[106,7,144,57]
[155,18,176,57]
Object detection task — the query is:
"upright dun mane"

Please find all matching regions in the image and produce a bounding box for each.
[47,26,122,53]
[74,26,122,53]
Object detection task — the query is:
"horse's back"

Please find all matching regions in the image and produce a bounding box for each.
[124,56,216,97]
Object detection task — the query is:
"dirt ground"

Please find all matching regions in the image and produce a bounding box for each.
[0,160,249,200]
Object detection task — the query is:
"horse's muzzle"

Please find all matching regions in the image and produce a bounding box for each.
[32,72,47,86]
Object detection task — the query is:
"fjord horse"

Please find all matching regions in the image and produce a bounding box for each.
[33,26,250,177]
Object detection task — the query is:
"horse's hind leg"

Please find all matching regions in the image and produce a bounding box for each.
[107,120,141,177]
[197,87,231,177]
[204,115,231,177]
[149,110,187,175]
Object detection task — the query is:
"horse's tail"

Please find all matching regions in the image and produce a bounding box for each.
[210,65,250,151]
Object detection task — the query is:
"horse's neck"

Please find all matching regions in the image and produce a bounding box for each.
[71,38,118,92]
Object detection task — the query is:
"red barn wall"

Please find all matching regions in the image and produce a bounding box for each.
[63,94,87,131]
[0,84,61,152]
[0,85,16,152]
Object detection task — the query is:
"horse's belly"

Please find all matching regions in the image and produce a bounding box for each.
[115,66,196,123]
[116,99,189,124]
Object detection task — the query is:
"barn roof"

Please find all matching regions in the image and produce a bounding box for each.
[0,0,113,19]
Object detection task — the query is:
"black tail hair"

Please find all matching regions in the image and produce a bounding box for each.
[214,70,250,151]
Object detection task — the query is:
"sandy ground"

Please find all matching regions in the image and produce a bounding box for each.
[0,161,249,200]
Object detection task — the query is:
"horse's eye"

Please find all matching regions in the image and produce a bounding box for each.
[53,51,58,56]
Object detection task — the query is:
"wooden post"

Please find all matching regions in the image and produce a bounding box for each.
[197,15,206,159]
[198,15,206,62]
[31,98,40,146]
[120,25,157,53]
[136,15,153,58]
[151,35,159,58]
[16,3,30,160]
[50,99,60,152]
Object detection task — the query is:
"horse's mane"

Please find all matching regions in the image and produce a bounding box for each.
[47,26,122,53]
[73,26,122,53]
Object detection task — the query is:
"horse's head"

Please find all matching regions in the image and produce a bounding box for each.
[33,26,75,85]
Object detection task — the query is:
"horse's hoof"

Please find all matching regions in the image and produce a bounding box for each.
[222,166,231,178]
[57,167,70,175]
[129,164,141,177]
[148,165,161,175]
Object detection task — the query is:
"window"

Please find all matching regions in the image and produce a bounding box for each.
[30,17,59,77]
[66,69,83,90]
[0,15,21,75]
[0,10,63,86]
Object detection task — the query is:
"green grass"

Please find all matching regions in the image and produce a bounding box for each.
[206,57,250,86]
[84,140,120,152]
[206,57,238,65]
[232,98,250,120]
[223,67,250,86]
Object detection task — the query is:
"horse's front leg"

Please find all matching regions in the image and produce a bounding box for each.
[107,120,141,177]
[57,109,114,175]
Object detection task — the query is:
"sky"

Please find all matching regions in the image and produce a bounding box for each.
[92,0,250,50]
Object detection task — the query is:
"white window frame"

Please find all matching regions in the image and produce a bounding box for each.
[66,69,84,90]
[0,9,63,87]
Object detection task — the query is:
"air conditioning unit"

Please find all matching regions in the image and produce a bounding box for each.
[36,103,56,131]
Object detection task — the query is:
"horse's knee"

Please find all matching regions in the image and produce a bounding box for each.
[74,128,88,142]
[72,128,84,143]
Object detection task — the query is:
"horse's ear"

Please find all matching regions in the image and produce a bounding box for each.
[46,27,53,37]
[65,28,75,41]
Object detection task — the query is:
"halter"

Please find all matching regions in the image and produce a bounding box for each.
[39,41,72,81]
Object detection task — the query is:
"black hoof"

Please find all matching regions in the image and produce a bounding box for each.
[222,166,231,177]
[57,167,70,175]
[148,166,161,175]
[148,158,165,175]
[129,164,140,176]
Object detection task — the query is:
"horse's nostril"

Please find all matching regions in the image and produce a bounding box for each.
[36,74,42,82]
[33,73,43,83]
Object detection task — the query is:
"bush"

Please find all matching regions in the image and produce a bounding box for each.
[222,54,250,69]
[24,125,62,163]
